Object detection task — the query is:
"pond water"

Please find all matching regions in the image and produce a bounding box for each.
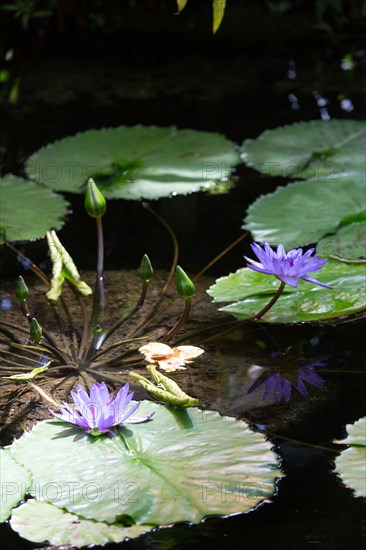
[0,4,366,549]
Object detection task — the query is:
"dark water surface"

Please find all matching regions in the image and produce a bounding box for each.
[1,3,365,548]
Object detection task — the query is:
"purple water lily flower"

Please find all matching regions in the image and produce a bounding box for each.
[245,241,331,288]
[49,382,154,436]
[248,360,326,404]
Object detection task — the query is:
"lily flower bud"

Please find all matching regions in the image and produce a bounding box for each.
[15,276,29,302]
[175,266,195,300]
[84,178,106,218]
[30,318,42,343]
[138,254,153,282]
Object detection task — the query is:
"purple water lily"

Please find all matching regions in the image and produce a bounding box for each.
[49,382,154,436]
[245,241,331,289]
[248,360,326,404]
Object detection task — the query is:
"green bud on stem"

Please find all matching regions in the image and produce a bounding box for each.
[30,318,42,343]
[92,324,102,334]
[175,266,195,300]
[15,275,29,302]
[84,178,106,218]
[138,254,153,282]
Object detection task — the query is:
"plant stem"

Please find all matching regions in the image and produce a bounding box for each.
[125,203,179,340]
[193,232,248,281]
[89,216,105,330]
[95,281,148,351]
[251,281,286,321]
[5,242,49,285]
[163,299,191,342]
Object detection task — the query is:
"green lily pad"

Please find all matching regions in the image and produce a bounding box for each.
[10,402,280,525]
[243,175,366,248]
[10,501,152,547]
[317,220,366,260]
[0,448,31,522]
[0,175,69,243]
[335,417,366,498]
[240,119,366,179]
[25,126,239,200]
[207,258,366,323]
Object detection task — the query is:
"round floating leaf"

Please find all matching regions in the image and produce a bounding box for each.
[240,119,366,179]
[208,259,366,323]
[335,417,366,498]
[10,501,152,547]
[317,220,366,260]
[243,175,366,247]
[25,126,239,200]
[10,402,280,525]
[0,175,68,243]
[0,448,31,522]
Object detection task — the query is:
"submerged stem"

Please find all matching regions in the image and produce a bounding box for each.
[251,281,286,321]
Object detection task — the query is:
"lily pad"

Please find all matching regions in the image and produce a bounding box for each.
[317,220,366,260]
[0,175,69,243]
[10,501,152,547]
[25,126,239,200]
[240,119,366,179]
[243,175,366,248]
[335,417,366,498]
[0,448,31,522]
[207,258,366,323]
[10,402,280,525]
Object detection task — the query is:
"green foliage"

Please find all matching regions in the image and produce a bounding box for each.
[5,403,280,530]
[0,449,31,522]
[0,175,68,243]
[240,120,365,180]
[176,0,227,32]
[26,126,239,200]
[10,501,152,547]
[318,220,366,259]
[208,259,366,323]
[241,120,366,260]
[335,417,366,498]
[244,175,365,258]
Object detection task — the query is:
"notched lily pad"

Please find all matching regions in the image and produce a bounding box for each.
[0,448,31,522]
[240,119,366,179]
[208,259,366,323]
[317,220,366,260]
[335,417,366,498]
[25,126,239,200]
[9,402,280,525]
[0,175,69,243]
[10,500,152,547]
[243,175,366,248]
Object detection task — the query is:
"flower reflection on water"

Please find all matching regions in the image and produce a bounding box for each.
[248,357,327,404]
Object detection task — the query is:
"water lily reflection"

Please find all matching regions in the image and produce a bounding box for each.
[248,358,327,404]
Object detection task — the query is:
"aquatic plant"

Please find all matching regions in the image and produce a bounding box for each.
[241,120,366,260]
[245,241,331,320]
[1,401,281,546]
[335,417,366,498]
[245,241,330,289]
[0,179,201,407]
[49,381,154,436]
